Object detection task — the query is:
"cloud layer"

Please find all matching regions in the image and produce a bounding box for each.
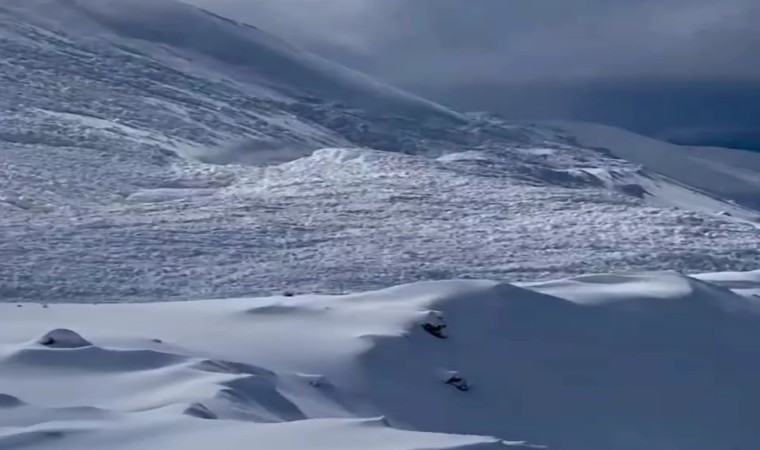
[188,0,760,84]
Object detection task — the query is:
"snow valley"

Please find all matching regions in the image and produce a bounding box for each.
[1,0,760,449]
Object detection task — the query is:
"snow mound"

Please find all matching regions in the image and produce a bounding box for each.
[526,270,760,314]
[1,336,367,437]
[2,270,760,449]
[0,394,23,408]
[694,270,760,297]
[359,273,760,449]
[36,329,92,349]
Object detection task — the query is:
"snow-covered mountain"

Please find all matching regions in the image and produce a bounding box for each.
[0,0,758,303]
[2,1,760,449]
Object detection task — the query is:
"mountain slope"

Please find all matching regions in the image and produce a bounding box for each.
[1,0,457,117]
[0,0,758,302]
[556,122,760,212]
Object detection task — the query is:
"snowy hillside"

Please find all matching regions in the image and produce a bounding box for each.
[2,270,760,449]
[556,122,760,213]
[0,0,758,303]
[1,0,455,117]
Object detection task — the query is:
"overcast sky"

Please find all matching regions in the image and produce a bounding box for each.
[188,0,760,85]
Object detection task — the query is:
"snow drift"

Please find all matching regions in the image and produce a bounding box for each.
[2,270,760,449]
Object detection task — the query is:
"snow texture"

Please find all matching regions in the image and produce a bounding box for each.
[0,0,758,302]
[0,2,759,448]
[0,0,760,301]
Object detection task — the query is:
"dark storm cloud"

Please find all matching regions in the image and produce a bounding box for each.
[188,0,760,84]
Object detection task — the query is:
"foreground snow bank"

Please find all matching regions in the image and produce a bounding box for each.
[1,270,759,449]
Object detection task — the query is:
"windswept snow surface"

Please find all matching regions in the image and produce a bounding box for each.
[0,0,758,302]
[4,137,759,301]
[2,270,760,449]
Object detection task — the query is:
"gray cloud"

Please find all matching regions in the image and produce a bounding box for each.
[187,0,760,84]
[188,0,376,49]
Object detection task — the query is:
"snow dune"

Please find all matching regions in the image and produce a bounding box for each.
[2,270,759,450]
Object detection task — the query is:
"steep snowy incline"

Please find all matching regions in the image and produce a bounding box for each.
[0,0,459,210]
[556,122,760,212]
[1,0,457,118]
[1,270,759,450]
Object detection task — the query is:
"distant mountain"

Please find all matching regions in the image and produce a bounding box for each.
[409,80,760,153]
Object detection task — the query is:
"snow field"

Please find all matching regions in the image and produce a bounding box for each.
[2,270,760,449]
